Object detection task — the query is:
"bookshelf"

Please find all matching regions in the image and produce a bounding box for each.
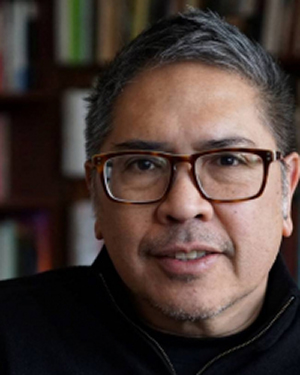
[0,0,300,280]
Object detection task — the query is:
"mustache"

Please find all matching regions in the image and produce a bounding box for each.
[139,225,235,256]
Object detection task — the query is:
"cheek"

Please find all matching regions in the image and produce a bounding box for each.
[217,194,283,278]
[96,198,155,254]
[95,202,157,289]
[224,166,283,243]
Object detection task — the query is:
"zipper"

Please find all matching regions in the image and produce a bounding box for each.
[99,272,294,375]
[99,273,177,375]
[196,296,295,375]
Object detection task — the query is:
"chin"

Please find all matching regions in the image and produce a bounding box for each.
[141,291,234,323]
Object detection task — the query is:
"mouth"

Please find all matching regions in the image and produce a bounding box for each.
[154,244,220,260]
[152,246,221,277]
[170,250,209,261]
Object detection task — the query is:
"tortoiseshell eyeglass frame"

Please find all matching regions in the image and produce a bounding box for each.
[89,148,283,205]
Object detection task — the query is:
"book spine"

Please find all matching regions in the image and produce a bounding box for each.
[97,0,112,62]
[96,0,121,62]
[79,0,94,64]
[0,114,10,201]
[260,0,285,55]
[62,89,89,177]
[0,0,4,91]
[26,0,39,89]
[184,0,202,9]
[69,0,81,64]
[291,0,300,58]
[11,1,31,91]
[16,219,37,277]
[3,1,13,90]
[55,0,71,64]
[33,212,52,272]
[0,220,18,280]
[131,0,150,40]
[0,212,53,280]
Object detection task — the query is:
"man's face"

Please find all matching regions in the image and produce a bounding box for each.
[88,63,299,337]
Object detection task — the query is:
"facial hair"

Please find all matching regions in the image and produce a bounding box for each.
[135,223,240,322]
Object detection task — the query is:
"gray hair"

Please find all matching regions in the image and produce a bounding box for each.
[85,9,296,159]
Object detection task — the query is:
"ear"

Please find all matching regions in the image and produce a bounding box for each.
[94,220,103,240]
[282,152,300,238]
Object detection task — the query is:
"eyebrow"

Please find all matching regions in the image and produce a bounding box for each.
[112,137,257,152]
[196,137,257,150]
[112,140,169,151]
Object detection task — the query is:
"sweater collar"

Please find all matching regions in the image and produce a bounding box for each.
[250,254,299,350]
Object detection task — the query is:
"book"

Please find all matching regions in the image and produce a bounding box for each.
[96,0,122,62]
[10,1,31,91]
[69,0,81,63]
[62,89,89,177]
[55,0,95,65]
[1,0,38,91]
[79,0,94,64]
[55,0,71,64]
[185,0,203,9]
[68,200,102,266]
[260,0,285,55]
[26,0,39,88]
[33,212,52,273]
[291,0,300,58]
[131,0,151,39]
[2,0,13,90]
[0,220,18,280]
[0,114,10,201]
[0,212,53,280]
[0,0,4,91]
[16,219,37,277]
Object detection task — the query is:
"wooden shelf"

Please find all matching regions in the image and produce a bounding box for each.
[63,178,90,203]
[0,90,57,107]
[281,57,300,76]
[0,197,60,212]
[54,65,103,89]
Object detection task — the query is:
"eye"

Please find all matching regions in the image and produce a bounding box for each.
[211,152,261,168]
[124,156,166,173]
[218,154,241,166]
[203,152,254,170]
[125,157,157,172]
[134,159,156,171]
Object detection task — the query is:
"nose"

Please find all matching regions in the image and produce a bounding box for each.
[156,163,214,224]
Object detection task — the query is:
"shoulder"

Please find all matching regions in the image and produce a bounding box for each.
[0,266,102,310]
[0,266,87,289]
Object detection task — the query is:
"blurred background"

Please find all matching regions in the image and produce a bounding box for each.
[0,0,299,282]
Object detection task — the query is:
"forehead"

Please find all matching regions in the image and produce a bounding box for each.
[103,62,275,152]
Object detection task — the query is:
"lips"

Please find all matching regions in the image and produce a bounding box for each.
[152,244,221,259]
[150,245,221,277]
[172,250,208,261]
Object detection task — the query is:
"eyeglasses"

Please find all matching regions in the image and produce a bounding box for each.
[90,148,283,204]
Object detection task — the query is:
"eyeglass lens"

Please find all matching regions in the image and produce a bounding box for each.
[104,154,171,202]
[103,151,264,203]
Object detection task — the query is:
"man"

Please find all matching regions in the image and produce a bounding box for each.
[1,9,300,375]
